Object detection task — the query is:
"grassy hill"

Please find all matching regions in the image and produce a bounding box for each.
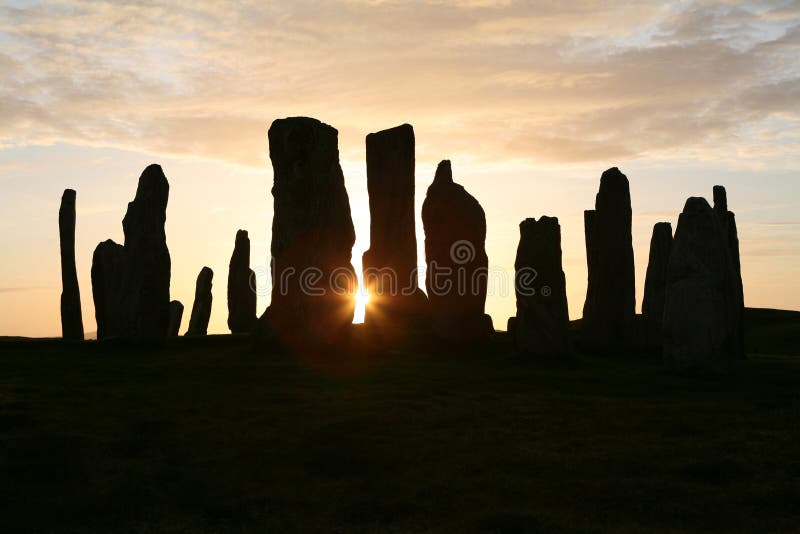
[1,326,799,532]
[745,307,800,356]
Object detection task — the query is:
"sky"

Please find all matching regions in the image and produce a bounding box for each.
[0,0,798,337]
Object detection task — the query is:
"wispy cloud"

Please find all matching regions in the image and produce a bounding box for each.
[0,1,797,167]
[758,221,800,227]
[0,286,53,293]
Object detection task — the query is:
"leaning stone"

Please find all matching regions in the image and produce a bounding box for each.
[186,267,213,337]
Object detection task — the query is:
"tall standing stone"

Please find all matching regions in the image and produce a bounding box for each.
[59,189,84,341]
[582,167,635,351]
[91,239,124,340]
[642,222,673,350]
[261,117,358,346]
[187,267,213,336]
[362,124,427,337]
[663,197,740,373]
[227,230,257,333]
[422,160,493,343]
[118,164,171,344]
[168,300,184,337]
[714,185,745,359]
[512,217,570,356]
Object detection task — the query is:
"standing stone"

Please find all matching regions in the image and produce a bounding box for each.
[714,185,745,359]
[227,230,257,333]
[260,117,358,346]
[168,300,184,337]
[118,164,171,344]
[187,267,213,336]
[422,160,493,343]
[512,217,570,356]
[91,239,124,340]
[663,197,740,373]
[59,189,84,341]
[642,222,673,351]
[582,167,636,351]
[362,124,427,338]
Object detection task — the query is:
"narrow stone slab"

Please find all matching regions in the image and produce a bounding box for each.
[642,222,673,351]
[227,230,257,333]
[187,267,213,337]
[581,167,635,351]
[513,216,570,357]
[59,188,84,341]
[261,117,358,347]
[91,239,124,340]
[362,124,427,339]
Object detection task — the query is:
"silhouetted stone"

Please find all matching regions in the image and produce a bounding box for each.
[512,217,570,356]
[59,189,84,341]
[187,267,213,336]
[642,222,673,351]
[260,117,358,346]
[422,160,493,343]
[91,239,124,340]
[227,230,257,333]
[582,167,635,351]
[714,185,745,359]
[168,300,184,337]
[663,197,741,373]
[713,185,728,216]
[118,164,171,344]
[362,124,428,338]
[507,316,517,336]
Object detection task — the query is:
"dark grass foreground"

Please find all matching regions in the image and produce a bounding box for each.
[2,319,800,532]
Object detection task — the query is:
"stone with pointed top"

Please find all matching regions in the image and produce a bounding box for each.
[186,267,213,336]
[422,160,493,343]
[228,230,257,333]
[118,164,171,344]
[582,167,636,351]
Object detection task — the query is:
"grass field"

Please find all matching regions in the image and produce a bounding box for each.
[1,314,799,532]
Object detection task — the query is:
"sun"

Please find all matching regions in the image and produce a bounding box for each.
[353,288,370,324]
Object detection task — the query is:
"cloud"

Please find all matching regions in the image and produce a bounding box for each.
[0,0,798,166]
[0,286,52,293]
[759,221,800,227]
